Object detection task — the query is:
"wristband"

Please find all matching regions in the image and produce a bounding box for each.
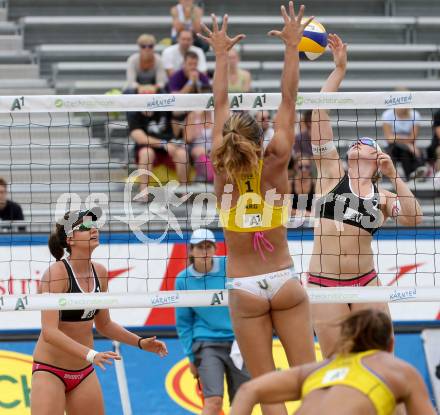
[138,337,145,350]
[312,141,336,156]
[86,349,98,364]
[391,199,401,217]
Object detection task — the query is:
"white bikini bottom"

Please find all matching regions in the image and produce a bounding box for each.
[226,267,300,301]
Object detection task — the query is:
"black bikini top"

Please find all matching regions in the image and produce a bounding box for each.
[59,259,101,322]
[317,174,382,235]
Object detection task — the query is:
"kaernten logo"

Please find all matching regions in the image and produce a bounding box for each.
[146,95,176,110]
[384,93,413,107]
[165,341,323,414]
[151,293,179,307]
[389,288,417,302]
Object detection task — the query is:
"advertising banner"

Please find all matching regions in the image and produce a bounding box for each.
[0,231,439,329]
[0,335,433,415]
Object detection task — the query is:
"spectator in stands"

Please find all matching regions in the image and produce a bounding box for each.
[294,110,313,158]
[162,30,207,77]
[382,97,425,180]
[255,110,274,149]
[168,51,210,94]
[0,178,24,221]
[125,34,167,94]
[170,0,208,52]
[184,111,214,182]
[228,48,252,93]
[167,52,212,182]
[426,109,440,178]
[127,111,189,198]
[290,157,315,216]
[176,228,250,415]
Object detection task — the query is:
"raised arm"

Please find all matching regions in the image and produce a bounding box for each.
[377,152,423,226]
[265,2,313,162]
[198,14,245,153]
[311,34,347,190]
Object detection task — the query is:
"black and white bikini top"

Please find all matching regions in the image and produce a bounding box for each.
[317,174,382,235]
[59,259,101,322]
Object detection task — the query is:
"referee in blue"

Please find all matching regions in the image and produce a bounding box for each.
[176,228,250,415]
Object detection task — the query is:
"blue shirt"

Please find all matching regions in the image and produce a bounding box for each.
[175,256,234,362]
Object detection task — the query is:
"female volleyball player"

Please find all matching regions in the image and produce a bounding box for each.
[308,34,423,357]
[230,309,436,415]
[198,3,316,414]
[31,209,168,415]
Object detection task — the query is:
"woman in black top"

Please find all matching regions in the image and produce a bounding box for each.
[308,34,422,358]
[31,208,167,415]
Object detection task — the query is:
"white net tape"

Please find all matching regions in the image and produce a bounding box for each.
[0,90,434,113]
[0,286,438,312]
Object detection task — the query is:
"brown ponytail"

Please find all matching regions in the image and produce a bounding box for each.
[212,113,262,181]
[48,221,71,261]
[333,309,393,355]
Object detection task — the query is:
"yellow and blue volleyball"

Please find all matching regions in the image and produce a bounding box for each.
[299,19,327,60]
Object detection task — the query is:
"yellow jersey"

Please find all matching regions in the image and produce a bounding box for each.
[218,160,290,232]
[302,350,396,415]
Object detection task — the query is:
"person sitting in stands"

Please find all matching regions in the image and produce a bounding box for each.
[0,177,24,221]
[170,0,208,52]
[162,30,207,77]
[125,34,167,94]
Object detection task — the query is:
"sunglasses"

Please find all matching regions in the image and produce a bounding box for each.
[139,44,154,49]
[350,138,378,150]
[68,221,99,235]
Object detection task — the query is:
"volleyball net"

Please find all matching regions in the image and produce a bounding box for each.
[0,91,440,315]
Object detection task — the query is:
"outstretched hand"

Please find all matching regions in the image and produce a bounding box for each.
[268,1,314,47]
[198,14,246,54]
[139,336,168,357]
[328,33,347,70]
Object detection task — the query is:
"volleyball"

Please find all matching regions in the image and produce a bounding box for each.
[299,19,328,60]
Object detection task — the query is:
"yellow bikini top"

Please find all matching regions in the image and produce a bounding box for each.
[302,350,396,415]
[218,160,290,232]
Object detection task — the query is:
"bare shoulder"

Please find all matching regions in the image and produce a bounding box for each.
[382,355,420,389]
[40,261,68,293]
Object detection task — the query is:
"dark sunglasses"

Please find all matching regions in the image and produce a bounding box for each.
[68,220,99,235]
[139,44,154,49]
[350,137,378,150]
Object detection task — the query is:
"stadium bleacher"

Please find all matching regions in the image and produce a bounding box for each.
[0,0,439,228]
